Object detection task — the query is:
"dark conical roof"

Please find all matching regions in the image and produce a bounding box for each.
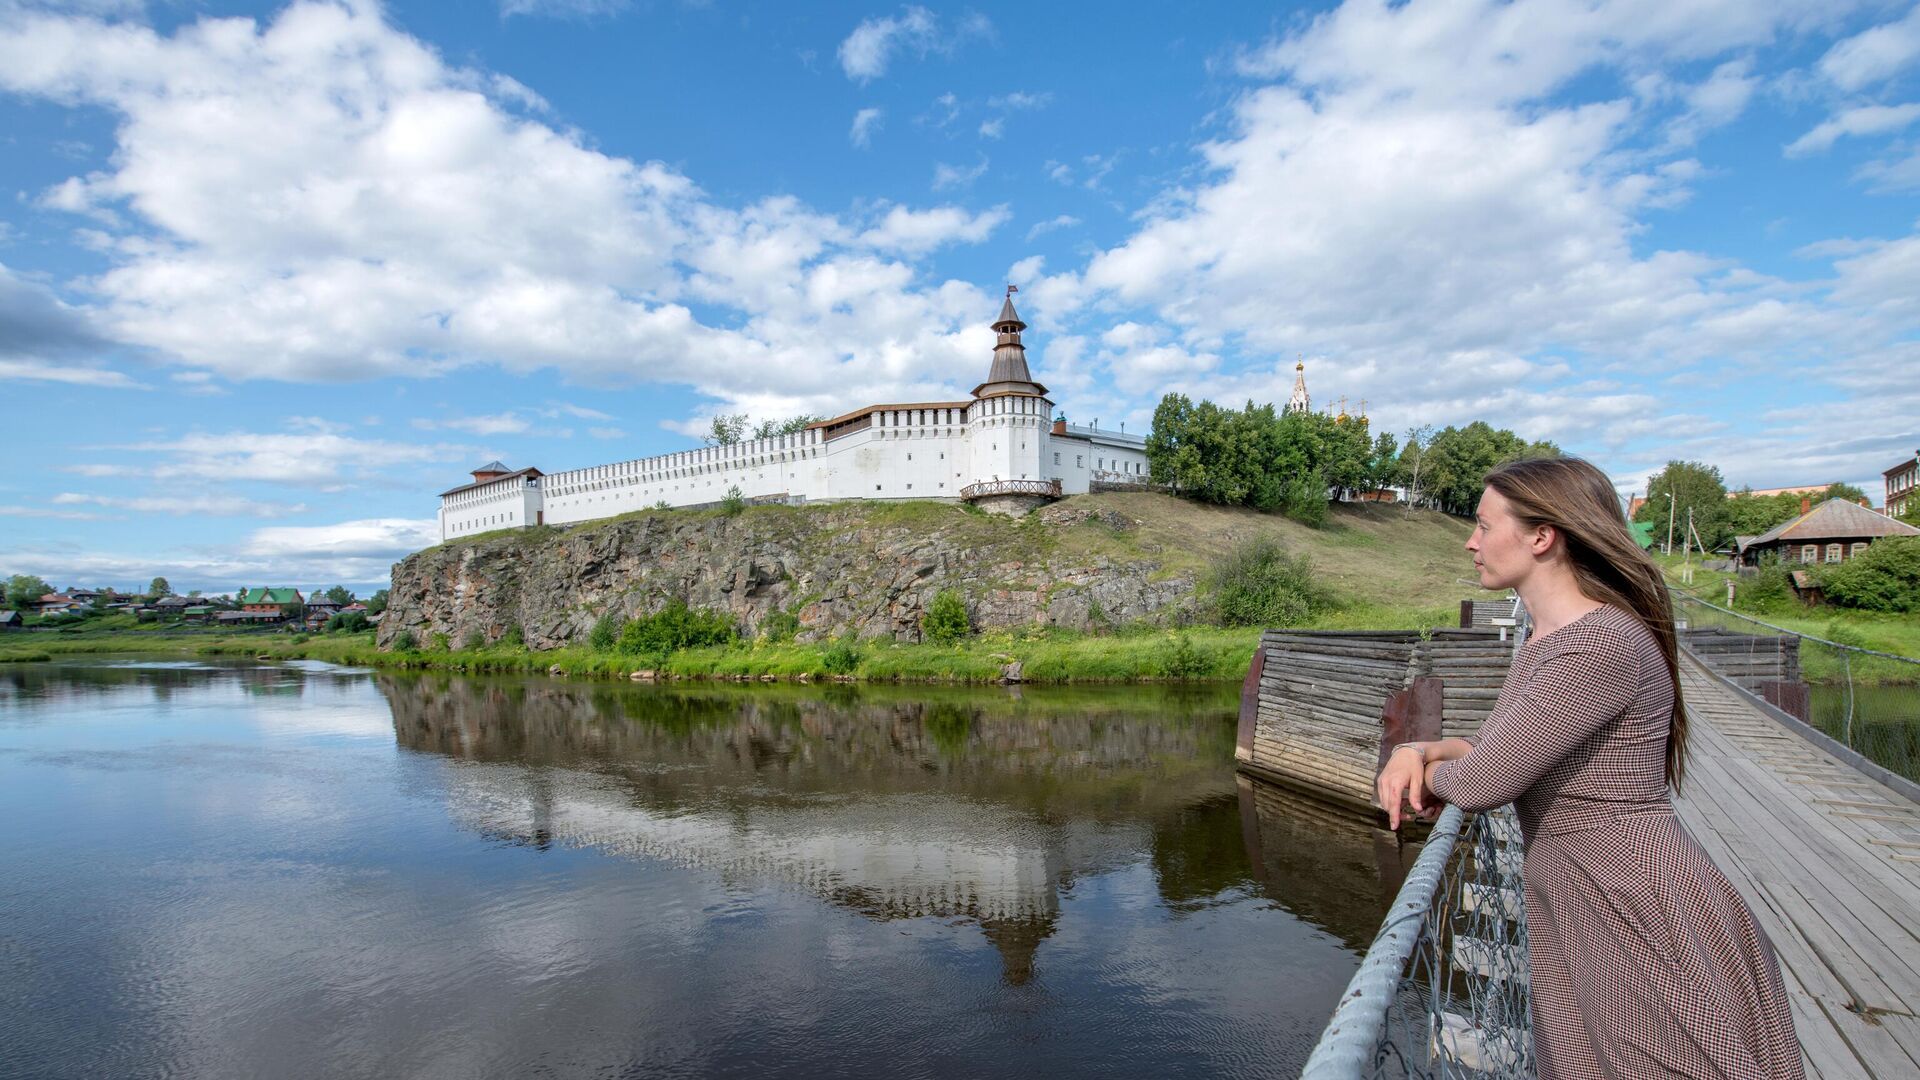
[994,294,1025,330]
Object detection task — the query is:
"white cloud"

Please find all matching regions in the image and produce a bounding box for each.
[52,492,310,518]
[1858,147,1920,193]
[1784,103,1920,157]
[1024,214,1080,241]
[1819,5,1920,91]
[857,204,1009,255]
[977,117,1003,139]
[587,426,626,439]
[837,6,988,83]
[0,358,145,388]
[0,516,442,591]
[500,0,630,19]
[849,106,883,148]
[988,91,1051,111]
[0,3,1019,422]
[932,157,988,190]
[411,411,531,435]
[65,429,470,490]
[0,505,114,521]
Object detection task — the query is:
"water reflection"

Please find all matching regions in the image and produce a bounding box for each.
[1,661,1414,1079]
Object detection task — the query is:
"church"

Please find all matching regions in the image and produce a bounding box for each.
[436,292,1153,541]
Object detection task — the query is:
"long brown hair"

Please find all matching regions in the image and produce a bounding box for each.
[1483,456,1688,792]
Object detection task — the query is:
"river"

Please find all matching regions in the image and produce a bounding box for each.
[0,660,1409,1079]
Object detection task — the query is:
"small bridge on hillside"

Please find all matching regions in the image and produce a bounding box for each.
[1240,598,1920,1080]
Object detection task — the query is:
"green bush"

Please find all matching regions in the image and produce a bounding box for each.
[921,588,971,645]
[1281,470,1330,527]
[761,608,800,643]
[325,611,370,634]
[1156,632,1211,678]
[462,629,485,651]
[392,630,417,651]
[431,631,451,651]
[1816,537,1920,613]
[616,599,736,655]
[588,613,624,650]
[1208,535,1336,627]
[821,635,861,674]
[499,624,524,647]
[1737,555,1793,612]
[721,485,746,516]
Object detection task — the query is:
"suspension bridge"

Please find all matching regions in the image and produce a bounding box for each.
[1243,595,1920,1079]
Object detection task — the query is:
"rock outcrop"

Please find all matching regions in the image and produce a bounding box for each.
[379,500,1199,649]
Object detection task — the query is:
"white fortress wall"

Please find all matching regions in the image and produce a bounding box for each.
[440,472,542,539]
[434,294,1165,541]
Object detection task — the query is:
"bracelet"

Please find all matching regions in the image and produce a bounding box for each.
[1392,742,1428,762]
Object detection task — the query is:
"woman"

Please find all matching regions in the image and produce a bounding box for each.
[1376,457,1803,1079]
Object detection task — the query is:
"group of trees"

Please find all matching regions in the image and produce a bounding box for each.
[1145,394,1557,522]
[1145,395,1399,522]
[704,413,823,446]
[1634,461,1872,552]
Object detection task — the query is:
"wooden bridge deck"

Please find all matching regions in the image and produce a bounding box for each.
[1674,656,1920,1079]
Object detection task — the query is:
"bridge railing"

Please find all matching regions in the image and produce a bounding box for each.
[1302,804,1533,1080]
[1671,593,1920,785]
[958,478,1061,501]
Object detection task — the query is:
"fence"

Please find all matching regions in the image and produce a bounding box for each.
[1301,805,1532,1080]
[1672,593,1920,784]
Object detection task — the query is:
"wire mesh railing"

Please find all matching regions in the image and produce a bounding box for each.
[1671,593,1920,785]
[1302,805,1533,1080]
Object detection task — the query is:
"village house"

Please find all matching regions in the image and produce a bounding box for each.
[238,587,303,616]
[0,610,22,632]
[31,594,79,615]
[1738,496,1920,567]
[1886,449,1918,519]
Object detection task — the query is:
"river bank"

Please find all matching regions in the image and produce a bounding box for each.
[0,603,1456,682]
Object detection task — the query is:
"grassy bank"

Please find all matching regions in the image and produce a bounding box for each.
[0,603,1463,683]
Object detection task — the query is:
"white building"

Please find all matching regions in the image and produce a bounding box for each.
[437,294,1151,541]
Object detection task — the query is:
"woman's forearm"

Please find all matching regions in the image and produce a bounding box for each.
[1421,737,1474,764]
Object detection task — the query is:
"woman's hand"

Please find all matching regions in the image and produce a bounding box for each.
[1377,744,1429,830]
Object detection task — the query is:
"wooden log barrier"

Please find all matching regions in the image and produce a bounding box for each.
[1238,628,1514,817]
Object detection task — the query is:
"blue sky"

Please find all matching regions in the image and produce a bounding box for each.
[2,0,1918,593]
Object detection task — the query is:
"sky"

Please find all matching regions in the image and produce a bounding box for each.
[2,0,1919,594]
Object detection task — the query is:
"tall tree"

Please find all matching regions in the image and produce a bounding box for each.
[148,576,172,597]
[6,574,53,609]
[1824,481,1867,505]
[366,588,390,615]
[1635,461,1729,551]
[325,586,355,605]
[751,414,822,439]
[702,413,749,446]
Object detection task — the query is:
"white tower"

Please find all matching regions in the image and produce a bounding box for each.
[967,289,1051,487]
[1285,358,1311,414]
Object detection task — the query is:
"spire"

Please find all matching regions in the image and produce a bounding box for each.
[974,285,1047,397]
[1286,355,1311,414]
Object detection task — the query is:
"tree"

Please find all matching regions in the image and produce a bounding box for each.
[921,589,971,644]
[1824,482,1868,505]
[6,574,53,609]
[702,413,749,446]
[1723,490,1801,540]
[1816,537,1920,613]
[366,588,389,615]
[752,414,822,439]
[1635,461,1729,551]
[1901,499,1920,529]
[325,586,354,605]
[148,576,172,597]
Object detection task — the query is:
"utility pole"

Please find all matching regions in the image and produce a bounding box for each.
[1665,490,1677,557]
[1683,507,1694,584]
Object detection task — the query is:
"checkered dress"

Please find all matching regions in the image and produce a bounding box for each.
[1429,605,1803,1080]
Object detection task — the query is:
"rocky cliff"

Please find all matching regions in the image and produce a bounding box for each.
[379,499,1200,649]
